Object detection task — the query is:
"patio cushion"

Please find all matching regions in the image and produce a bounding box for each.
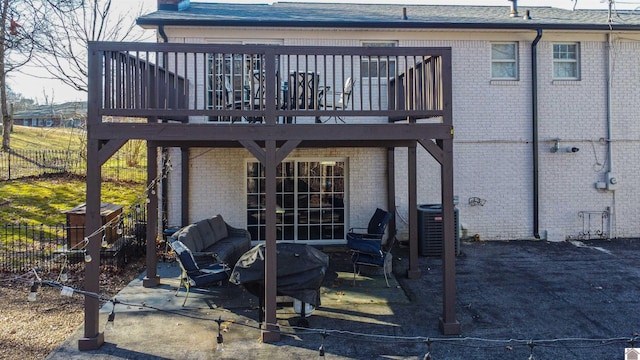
[176,224,204,252]
[347,233,382,255]
[208,215,229,240]
[195,219,218,249]
[208,238,236,266]
[171,240,199,273]
[188,263,229,287]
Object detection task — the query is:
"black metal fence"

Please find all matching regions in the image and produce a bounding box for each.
[0,149,146,183]
[0,204,148,274]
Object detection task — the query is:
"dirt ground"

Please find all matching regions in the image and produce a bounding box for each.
[0,258,146,360]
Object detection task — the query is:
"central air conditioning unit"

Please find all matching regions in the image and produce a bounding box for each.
[417,204,460,257]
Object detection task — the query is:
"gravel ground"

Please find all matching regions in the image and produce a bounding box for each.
[0,258,146,360]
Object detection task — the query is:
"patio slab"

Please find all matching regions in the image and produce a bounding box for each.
[46,239,640,359]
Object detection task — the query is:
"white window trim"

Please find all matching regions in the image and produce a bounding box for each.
[490,42,519,81]
[552,42,580,80]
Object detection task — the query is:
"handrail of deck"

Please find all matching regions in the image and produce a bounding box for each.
[88,42,452,125]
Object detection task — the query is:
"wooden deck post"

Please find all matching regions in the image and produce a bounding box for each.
[143,144,160,287]
[78,138,104,351]
[262,139,280,342]
[407,144,420,279]
[438,138,461,335]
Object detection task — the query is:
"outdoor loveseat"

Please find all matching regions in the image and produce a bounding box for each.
[170,215,251,267]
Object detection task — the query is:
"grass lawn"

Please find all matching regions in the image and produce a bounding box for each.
[0,175,144,225]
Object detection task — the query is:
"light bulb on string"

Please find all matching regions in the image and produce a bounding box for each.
[105,299,117,331]
[318,330,327,359]
[59,267,68,283]
[527,341,535,360]
[116,221,124,235]
[28,282,39,302]
[84,251,92,263]
[215,316,224,352]
[101,233,108,248]
[135,204,142,213]
[422,338,432,360]
[58,254,69,282]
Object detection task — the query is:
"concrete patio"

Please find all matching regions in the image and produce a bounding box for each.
[47,238,640,359]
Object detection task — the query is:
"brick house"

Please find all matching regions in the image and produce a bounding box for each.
[78,0,640,350]
[137,1,640,243]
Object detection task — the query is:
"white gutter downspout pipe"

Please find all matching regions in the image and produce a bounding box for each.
[606,33,616,238]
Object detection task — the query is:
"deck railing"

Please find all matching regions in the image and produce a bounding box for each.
[90,42,451,125]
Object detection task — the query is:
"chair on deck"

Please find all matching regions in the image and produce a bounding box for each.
[170,240,230,306]
[247,70,265,123]
[316,77,354,123]
[346,208,394,287]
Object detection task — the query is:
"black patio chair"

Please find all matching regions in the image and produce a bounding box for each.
[346,208,393,287]
[170,240,230,306]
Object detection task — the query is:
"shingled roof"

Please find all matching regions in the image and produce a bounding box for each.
[137,2,640,31]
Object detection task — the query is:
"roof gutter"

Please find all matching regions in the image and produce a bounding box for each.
[532,28,543,240]
[136,18,640,32]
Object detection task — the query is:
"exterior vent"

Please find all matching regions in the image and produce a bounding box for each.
[509,0,518,18]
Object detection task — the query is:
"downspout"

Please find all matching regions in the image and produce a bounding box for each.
[159,24,169,230]
[158,25,168,43]
[532,28,543,239]
[606,33,615,238]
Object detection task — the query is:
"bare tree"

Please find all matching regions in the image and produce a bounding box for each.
[1,0,43,150]
[32,0,149,94]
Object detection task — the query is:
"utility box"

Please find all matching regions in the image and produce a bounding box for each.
[64,203,123,248]
[417,204,460,257]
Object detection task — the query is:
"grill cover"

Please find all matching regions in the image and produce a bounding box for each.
[230,243,329,307]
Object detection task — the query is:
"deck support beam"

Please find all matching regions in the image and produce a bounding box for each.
[262,139,280,342]
[143,144,160,288]
[438,138,461,335]
[407,144,420,279]
[78,138,104,351]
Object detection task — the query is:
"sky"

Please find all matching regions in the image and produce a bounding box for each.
[9,0,639,104]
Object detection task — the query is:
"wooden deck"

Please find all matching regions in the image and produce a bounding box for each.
[79,42,459,350]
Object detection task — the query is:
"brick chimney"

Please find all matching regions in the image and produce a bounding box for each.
[158,0,190,11]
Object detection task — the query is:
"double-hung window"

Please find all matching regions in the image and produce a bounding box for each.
[491,42,518,80]
[553,43,580,80]
[360,41,397,80]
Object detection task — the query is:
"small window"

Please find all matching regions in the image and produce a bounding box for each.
[553,43,580,80]
[491,42,518,80]
[361,41,397,80]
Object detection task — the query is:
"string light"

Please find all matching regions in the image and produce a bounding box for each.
[11,272,640,358]
[59,267,68,283]
[423,338,432,360]
[101,233,108,248]
[318,330,327,359]
[57,254,69,283]
[116,219,124,235]
[105,299,118,331]
[214,316,224,352]
[84,251,92,263]
[27,282,39,302]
